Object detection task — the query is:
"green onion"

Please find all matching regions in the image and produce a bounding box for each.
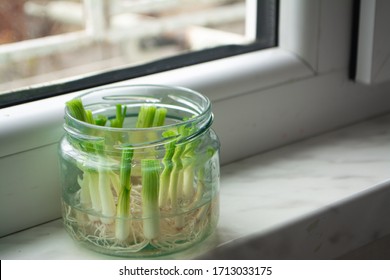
[94,104,128,223]
[77,173,91,209]
[66,98,96,125]
[66,99,87,122]
[85,109,95,124]
[96,104,127,224]
[98,166,115,224]
[87,172,100,205]
[158,130,178,208]
[168,124,191,205]
[94,115,107,126]
[133,105,167,176]
[115,148,134,241]
[110,104,127,128]
[75,159,101,220]
[136,105,167,128]
[141,159,161,240]
[152,107,167,127]
[136,105,156,128]
[66,99,117,224]
[77,172,99,222]
[168,143,185,204]
[181,126,199,202]
[168,140,186,229]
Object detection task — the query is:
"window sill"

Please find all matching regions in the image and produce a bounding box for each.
[1,112,390,259]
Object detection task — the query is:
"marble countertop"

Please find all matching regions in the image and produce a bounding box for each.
[1,114,390,259]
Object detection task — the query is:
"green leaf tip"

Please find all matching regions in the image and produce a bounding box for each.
[66,98,87,122]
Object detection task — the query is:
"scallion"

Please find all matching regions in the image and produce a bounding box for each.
[110,104,127,128]
[158,130,178,208]
[115,148,134,241]
[141,159,161,240]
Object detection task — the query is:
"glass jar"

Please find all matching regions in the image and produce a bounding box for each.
[58,85,220,257]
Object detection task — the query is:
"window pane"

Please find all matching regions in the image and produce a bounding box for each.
[0,0,83,43]
[0,0,251,93]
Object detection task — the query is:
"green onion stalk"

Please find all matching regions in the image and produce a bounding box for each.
[95,141,116,224]
[180,125,199,203]
[141,159,161,240]
[136,105,156,128]
[76,170,96,221]
[167,124,192,203]
[133,105,167,176]
[110,104,127,128]
[168,137,186,229]
[115,147,134,242]
[99,104,128,224]
[66,99,101,221]
[159,123,203,228]
[77,171,91,209]
[66,100,124,224]
[158,130,178,208]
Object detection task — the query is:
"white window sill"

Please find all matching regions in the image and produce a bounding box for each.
[1,112,390,259]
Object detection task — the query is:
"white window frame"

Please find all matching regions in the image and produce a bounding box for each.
[355,0,390,85]
[2,0,390,237]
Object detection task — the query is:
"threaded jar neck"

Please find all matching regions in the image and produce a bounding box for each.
[64,85,213,154]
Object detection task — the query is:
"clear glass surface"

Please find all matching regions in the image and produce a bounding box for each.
[58,85,220,257]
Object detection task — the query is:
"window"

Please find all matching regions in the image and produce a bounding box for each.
[0,0,278,108]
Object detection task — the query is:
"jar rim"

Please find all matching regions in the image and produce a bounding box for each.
[64,84,214,148]
[65,84,212,133]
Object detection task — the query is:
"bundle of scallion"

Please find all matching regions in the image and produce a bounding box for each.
[65,98,215,247]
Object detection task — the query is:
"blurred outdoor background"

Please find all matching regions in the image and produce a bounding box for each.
[0,0,250,93]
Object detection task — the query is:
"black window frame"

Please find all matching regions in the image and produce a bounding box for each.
[0,0,279,109]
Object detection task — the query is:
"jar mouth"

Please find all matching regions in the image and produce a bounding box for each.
[64,84,213,147]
